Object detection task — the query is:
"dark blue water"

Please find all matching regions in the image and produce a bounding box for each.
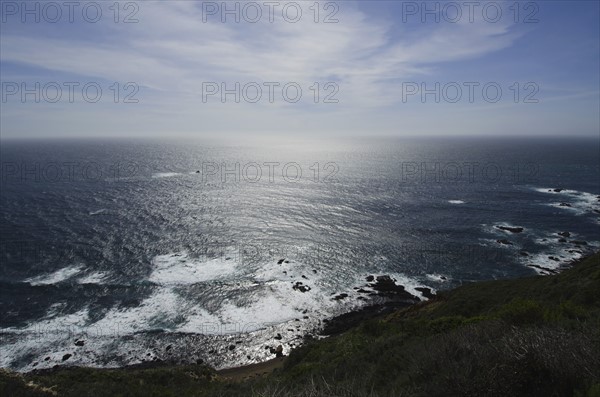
[1,137,599,370]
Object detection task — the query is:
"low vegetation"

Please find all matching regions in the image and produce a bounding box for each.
[3,253,599,397]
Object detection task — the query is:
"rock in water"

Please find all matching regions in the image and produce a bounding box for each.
[495,225,524,233]
[571,240,588,246]
[415,287,435,299]
[369,275,420,301]
[293,281,311,293]
[275,345,283,357]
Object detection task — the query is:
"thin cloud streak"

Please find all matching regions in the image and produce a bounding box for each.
[2,2,521,107]
[1,1,597,138]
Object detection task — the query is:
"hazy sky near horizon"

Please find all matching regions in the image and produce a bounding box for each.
[1,1,599,139]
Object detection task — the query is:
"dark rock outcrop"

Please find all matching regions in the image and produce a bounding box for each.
[333,293,349,301]
[269,345,284,357]
[528,264,558,274]
[495,226,524,233]
[293,282,310,293]
[571,240,588,246]
[369,276,421,302]
[415,287,435,299]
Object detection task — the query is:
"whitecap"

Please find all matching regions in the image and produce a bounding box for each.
[25,265,84,286]
[520,250,582,275]
[151,172,180,178]
[426,273,450,283]
[77,272,108,284]
[533,187,600,215]
[149,252,238,285]
[92,288,183,334]
[386,273,436,300]
[0,307,91,368]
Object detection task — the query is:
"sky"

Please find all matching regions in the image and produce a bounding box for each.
[0,0,599,139]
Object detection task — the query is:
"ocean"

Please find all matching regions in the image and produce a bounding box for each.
[1,137,599,371]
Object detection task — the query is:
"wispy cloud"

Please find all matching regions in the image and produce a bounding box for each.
[1,1,597,138]
[2,2,521,105]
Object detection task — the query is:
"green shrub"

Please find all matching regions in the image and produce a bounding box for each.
[581,384,600,397]
[496,298,545,324]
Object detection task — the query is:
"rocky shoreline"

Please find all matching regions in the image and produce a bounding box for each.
[20,251,599,385]
[321,275,428,336]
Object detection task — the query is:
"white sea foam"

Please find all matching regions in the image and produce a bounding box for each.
[533,187,600,215]
[77,272,108,284]
[0,307,91,368]
[25,265,84,285]
[492,222,526,234]
[205,293,305,334]
[246,261,342,321]
[92,288,183,334]
[149,252,238,285]
[175,307,223,334]
[479,237,520,250]
[386,273,436,300]
[519,228,598,274]
[89,209,107,216]
[448,200,465,204]
[426,273,450,283]
[151,172,180,178]
[36,302,68,322]
[482,223,514,236]
[5,251,436,371]
[521,249,584,275]
[533,187,579,195]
